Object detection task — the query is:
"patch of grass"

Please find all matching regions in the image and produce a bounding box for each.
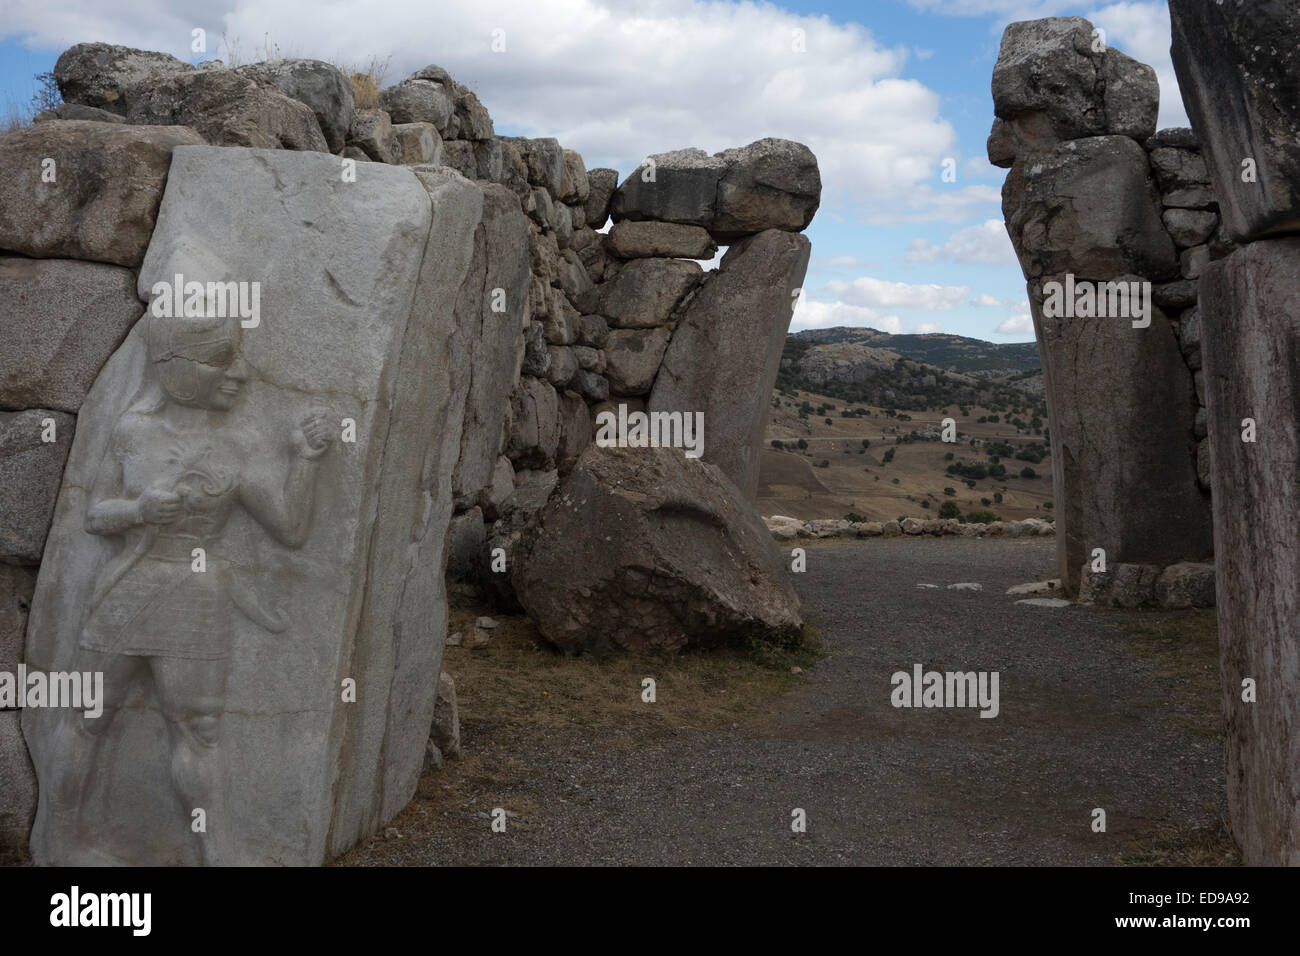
[444,601,822,735]
[340,55,392,110]
[1115,609,1221,734]
[1118,813,1242,867]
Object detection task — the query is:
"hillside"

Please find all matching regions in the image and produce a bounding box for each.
[792,326,1040,375]
[761,327,1053,522]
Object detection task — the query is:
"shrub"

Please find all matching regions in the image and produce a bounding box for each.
[938,501,961,519]
[796,438,808,450]
[965,510,1000,524]
[771,439,784,449]
[1020,466,1038,479]
[920,499,931,509]
[993,492,1003,503]
[943,487,956,496]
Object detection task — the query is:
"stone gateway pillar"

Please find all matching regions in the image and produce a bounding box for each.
[22,147,483,865]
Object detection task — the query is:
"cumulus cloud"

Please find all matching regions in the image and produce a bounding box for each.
[824,275,971,310]
[903,219,1018,265]
[792,299,902,333]
[995,312,1034,336]
[1,0,986,224]
[914,321,942,333]
[970,293,1008,307]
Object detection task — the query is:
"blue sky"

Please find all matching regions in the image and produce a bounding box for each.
[0,0,1186,342]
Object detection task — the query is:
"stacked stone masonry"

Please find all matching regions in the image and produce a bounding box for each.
[989,16,1219,598]
[0,44,819,861]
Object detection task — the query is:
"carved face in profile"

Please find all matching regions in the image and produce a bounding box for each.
[147,313,249,410]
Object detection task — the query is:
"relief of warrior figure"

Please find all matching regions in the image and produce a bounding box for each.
[35,309,333,865]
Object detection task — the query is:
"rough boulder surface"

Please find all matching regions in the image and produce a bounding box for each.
[53,42,193,116]
[511,446,803,655]
[1198,238,1300,867]
[235,59,355,152]
[651,229,811,501]
[1002,136,1177,280]
[1169,0,1300,240]
[990,17,1159,144]
[127,69,330,152]
[0,121,205,267]
[612,138,820,241]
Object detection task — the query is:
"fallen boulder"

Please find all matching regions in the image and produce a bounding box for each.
[511,445,802,654]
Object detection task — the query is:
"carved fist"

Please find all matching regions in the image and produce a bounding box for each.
[294,409,334,460]
[139,487,183,525]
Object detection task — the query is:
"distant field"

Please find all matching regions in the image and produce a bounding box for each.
[757,387,1055,522]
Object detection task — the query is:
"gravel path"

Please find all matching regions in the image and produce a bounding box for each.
[343,537,1228,866]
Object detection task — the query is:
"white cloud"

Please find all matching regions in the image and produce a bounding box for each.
[792,299,903,333]
[904,219,1018,265]
[825,275,971,310]
[970,293,1007,307]
[914,322,942,333]
[822,255,860,268]
[1087,2,1189,130]
[906,0,1075,17]
[995,312,1034,336]
[0,0,983,225]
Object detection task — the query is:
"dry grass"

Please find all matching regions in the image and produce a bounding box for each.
[339,55,391,110]
[3,92,35,132]
[1110,608,1240,865]
[443,601,823,736]
[1116,608,1222,736]
[1119,815,1242,866]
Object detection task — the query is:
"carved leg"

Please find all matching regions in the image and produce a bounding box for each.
[36,649,139,862]
[151,656,230,866]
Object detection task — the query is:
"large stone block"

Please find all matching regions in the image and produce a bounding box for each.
[612,139,820,241]
[0,711,36,858]
[0,257,142,413]
[506,376,559,469]
[604,327,671,396]
[1170,0,1300,240]
[0,409,75,564]
[0,563,36,675]
[447,182,531,508]
[21,146,482,865]
[650,230,809,501]
[512,445,802,654]
[1028,275,1212,597]
[0,121,205,267]
[380,68,455,134]
[599,258,702,328]
[1003,136,1177,281]
[1198,238,1300,865]
[235,59,355,152]
[128,69,329,152]
[53,42,192,116]
[990,17,1158,144]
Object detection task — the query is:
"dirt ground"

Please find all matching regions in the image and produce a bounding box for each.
[338,537,1236,866]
